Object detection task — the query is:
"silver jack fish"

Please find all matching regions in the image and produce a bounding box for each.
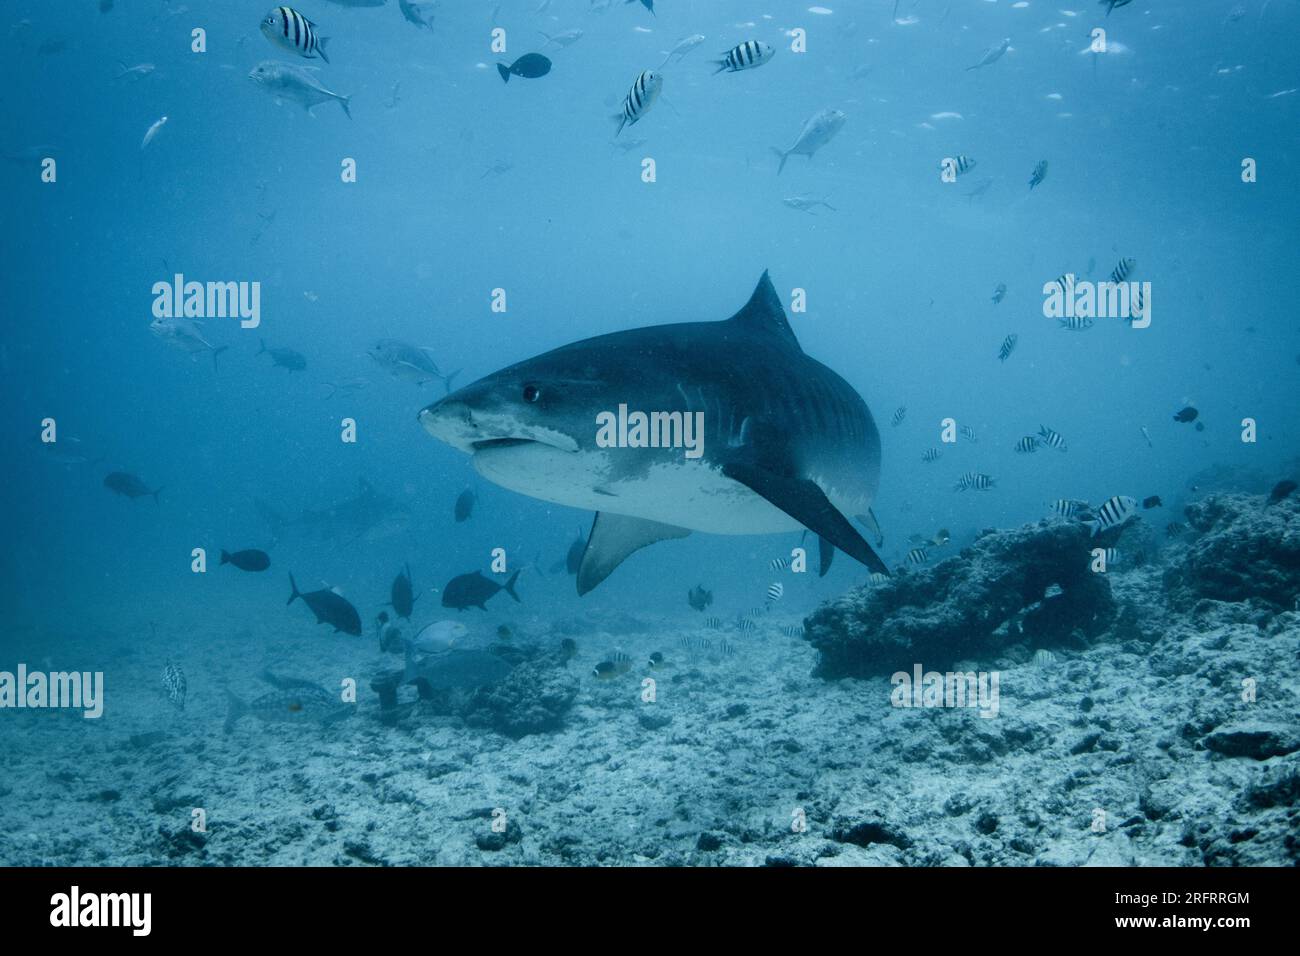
[248,60,351,118]
[771,109,845,174]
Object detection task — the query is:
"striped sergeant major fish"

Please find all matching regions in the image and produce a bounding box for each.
[891,406,906,426]
[1050,498,1087,518]
[955,471,996,491]
[1038,425,1067,451]
[766,582,784,602]
[1109,257,1136,284]
[750,606,766,617]
[261,6,331,63]
[1102,548,1121,565]
[704,616,722,629]
[720,638,737,656]
[615,70,662,136]
[940,155,977,178]
[783,624,803,639]
[697,637,713,652]
[1052,273,1074,297]
[1126,286,1146,325]
[1029,159,1048,189]
[906,547,928,565]
[1014,436,1039,453]
[922,447,941,463]
[998,333,1018,362]
[769,556,789,571]
[868,572,889,585]
[960,425,978,442]
[1085,495,1138,537]
[736,618,757,633]
[1058,314,1094,331]
[713,40,774,74]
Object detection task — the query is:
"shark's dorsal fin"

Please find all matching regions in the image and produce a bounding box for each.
[726,270,803,352]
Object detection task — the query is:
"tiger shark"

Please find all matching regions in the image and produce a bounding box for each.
[418,271,887,594]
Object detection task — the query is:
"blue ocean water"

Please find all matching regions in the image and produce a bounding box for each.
[2,0,1299,867]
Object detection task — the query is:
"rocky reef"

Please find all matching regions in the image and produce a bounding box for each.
[804,519,1119,678]
[463,652,580,739]
[1165,492,1300,610]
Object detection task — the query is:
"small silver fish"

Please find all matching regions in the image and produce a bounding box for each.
[538,28,583,49]
[149,317,228,366]
[771,108,846,174]
[140,115,167,150]
[966,38,1010,71]
[248,60,351,117]
[659,34,705,68]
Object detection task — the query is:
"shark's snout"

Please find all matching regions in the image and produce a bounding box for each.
[420,394,580,457]
[418,398,477,452]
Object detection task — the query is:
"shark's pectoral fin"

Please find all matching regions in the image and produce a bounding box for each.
[723,463,890,576]
[818,535,834,577]
[577,512,691,596]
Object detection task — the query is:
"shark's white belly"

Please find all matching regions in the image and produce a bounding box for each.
[470,444,863,535]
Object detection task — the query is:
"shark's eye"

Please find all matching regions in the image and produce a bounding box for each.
[522,384,542,404]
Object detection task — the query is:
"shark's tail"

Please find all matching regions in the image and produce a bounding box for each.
[503,569,522,603]
[220,549,231,566]
[770,147,789,174]
[287,572,301,606]
[223,690,246,734]
[211,345,228,369]
[257,338,267,356]
[337,94,352,120]
[497,63,511,83]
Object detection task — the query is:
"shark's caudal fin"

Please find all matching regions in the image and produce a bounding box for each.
[770,146,789,174]
[503,569,522,602]
[287,572,301,606]
[723,462,890,576]
[577,513,691,595]
[726,270,802,352]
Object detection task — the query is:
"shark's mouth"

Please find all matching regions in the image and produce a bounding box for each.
[468,431,581,455]
[470,438,539,452]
